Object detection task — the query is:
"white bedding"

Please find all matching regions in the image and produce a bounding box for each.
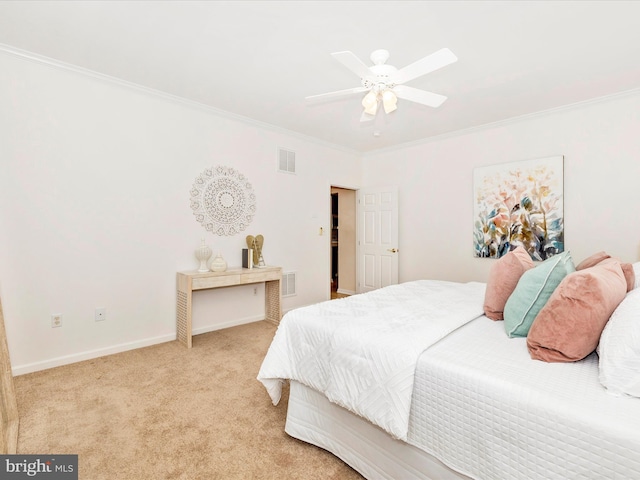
[263,279,640,480]
[285,315,640,480]
[409,315,640,480]
[286,380,472,480]
[257,280,485,440]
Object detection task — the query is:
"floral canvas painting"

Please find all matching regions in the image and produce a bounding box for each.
[473,156,564,260]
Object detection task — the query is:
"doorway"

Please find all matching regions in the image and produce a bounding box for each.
[330,187,356,299]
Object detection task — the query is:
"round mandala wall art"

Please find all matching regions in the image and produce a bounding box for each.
[190,165,256,236]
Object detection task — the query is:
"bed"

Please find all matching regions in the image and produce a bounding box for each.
[258,254,640,480]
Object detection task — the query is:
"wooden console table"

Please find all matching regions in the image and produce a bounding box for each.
[176,266,282,348]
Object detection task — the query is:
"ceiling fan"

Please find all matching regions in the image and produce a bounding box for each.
[306,48,457,122]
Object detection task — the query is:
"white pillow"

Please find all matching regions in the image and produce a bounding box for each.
[598,287,640,397]
[634,261,640,289]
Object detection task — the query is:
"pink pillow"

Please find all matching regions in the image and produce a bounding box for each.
[622,263,636,293]
[576,251,635,292]
[576,251,610,270]
[527,259,627,362]
[483,246,534,320]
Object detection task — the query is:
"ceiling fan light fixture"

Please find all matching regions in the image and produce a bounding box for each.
[382,89,397,114]
[362,90,379,115]
[363,102,378,116]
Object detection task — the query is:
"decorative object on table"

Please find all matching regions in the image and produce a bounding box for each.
[194,238,212,273]
[242,248,253,269]
[190,165,256,236]
[473,155,564,261]
[210,252,227,272]
[246,234,265,267]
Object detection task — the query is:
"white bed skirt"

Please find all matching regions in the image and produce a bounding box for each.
[285,380,470,480]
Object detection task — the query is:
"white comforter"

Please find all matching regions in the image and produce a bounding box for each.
[257,280,486,440]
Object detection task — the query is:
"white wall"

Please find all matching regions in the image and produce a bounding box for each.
[0,51,362,374]
[3,47,640,376]
[362,91,640,284]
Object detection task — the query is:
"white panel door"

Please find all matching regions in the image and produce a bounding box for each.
[357,186,399,293]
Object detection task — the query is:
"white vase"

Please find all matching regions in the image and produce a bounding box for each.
[195,239,212,273]
[210,253,227,272]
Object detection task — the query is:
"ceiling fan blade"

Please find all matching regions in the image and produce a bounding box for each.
[392,48,457,84]
[393,85,448,108]
[331,51,373,79]
[305,86,369,103]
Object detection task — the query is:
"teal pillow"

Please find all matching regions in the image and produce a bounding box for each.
[504,251,575,338]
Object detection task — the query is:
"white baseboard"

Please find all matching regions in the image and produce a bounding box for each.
[13,314,267,376]
[13,333,176,376]
[337,288,356,295]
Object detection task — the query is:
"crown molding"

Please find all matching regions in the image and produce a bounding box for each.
[364,86,640,157]
[5,43,638,160]
[0,43,358,156]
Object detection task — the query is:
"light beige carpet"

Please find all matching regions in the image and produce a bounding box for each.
[14,321,363,479]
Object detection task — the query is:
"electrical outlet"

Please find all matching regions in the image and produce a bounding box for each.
[51,314,62,328]
[95,307,106,322]
[253,287,258,296]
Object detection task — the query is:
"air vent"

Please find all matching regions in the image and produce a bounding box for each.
[282,271,297,297]
[278,148,296,174]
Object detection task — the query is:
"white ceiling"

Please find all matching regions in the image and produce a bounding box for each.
[1,1,640,153]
